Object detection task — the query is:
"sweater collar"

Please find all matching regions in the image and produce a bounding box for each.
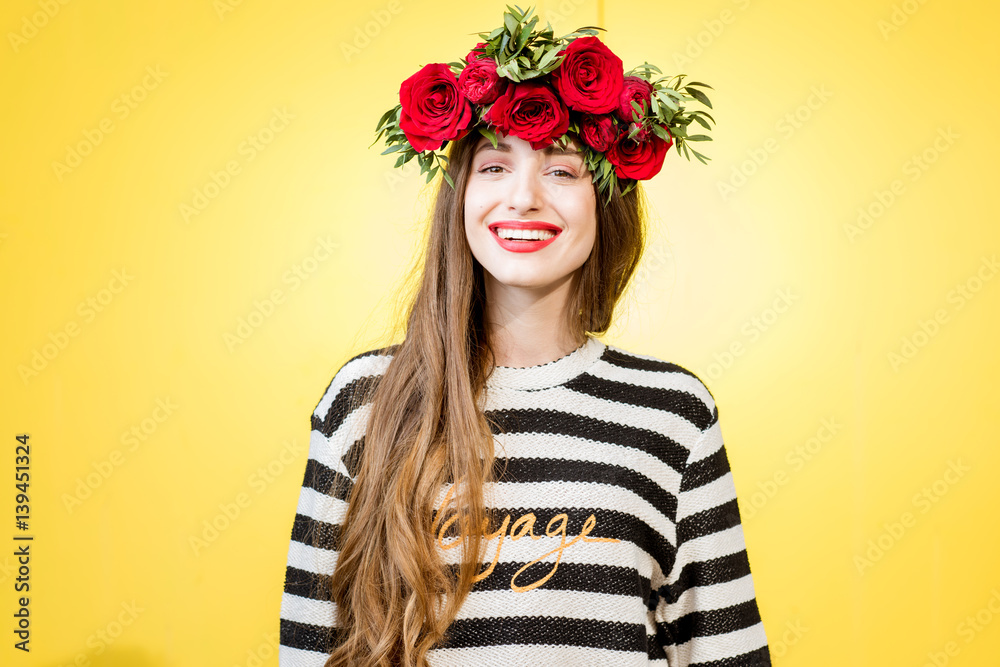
[485,336,606,392]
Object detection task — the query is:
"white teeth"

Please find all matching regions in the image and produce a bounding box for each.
[495,227,556,241]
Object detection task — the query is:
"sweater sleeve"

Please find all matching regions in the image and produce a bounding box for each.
[279,360,374,667]
[654,409,771,666]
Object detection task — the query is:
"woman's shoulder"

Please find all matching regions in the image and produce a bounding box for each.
[311,343,400,424]
[598,340,719,432]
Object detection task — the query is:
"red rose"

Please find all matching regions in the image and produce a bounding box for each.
[550,36,624,114]
[606,128,673,180]
[579,114,619,152]
[398,63,474,152]
[466,42,488,63]
[484,82,570,150]
[617,76,655,122]
[458,57,508,104]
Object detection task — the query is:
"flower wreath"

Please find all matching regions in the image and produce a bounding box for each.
[372,5,715,204]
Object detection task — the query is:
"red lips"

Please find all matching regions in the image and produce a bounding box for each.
[488,220,562,233]
[487,220,561,253]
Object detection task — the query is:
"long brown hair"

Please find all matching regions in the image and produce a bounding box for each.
[320,130,647,667]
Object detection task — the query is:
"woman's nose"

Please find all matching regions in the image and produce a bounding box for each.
[507,168,544,214]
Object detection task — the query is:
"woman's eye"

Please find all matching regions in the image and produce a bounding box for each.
[551,169,576,179]
[479,165,504,174]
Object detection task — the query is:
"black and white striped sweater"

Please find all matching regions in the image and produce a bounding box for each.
[280,336,771,666]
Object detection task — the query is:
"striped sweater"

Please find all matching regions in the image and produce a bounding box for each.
[280,336,771,666]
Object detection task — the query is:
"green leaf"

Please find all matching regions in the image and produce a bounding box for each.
[685,86,713,108]
[627,61,661,77]
[691,148,711,164]
[684,81,714,89]
[685,134,712,141]
[631,99,645,122]
[380,144,406,155]
[506,4,523,21]
[537,46,561,68]
[478,125,498,148]
[656,94,679,112]
[499,32,511,59]
[515,29,530,54]
[522,10,538,41]
[504,12,519,36]
[375,106,397,131]
[691,109,716,124]
[442,169,456,189]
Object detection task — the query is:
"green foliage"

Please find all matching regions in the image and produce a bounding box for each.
[624,67,716,166]
[476,5,602,82]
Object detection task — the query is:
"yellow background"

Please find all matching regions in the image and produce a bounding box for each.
[2,0,998,665]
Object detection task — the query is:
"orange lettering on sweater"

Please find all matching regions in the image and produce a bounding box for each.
[432,486,619,592]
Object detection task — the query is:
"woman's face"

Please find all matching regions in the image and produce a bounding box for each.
[464,133,597,294]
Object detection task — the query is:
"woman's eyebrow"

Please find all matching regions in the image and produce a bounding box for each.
[474,141,510,155]
[543,144,581,156]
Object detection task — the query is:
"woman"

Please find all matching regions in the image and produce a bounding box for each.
[280,8,769,667]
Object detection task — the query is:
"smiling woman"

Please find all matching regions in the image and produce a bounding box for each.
[279,6,769,667]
